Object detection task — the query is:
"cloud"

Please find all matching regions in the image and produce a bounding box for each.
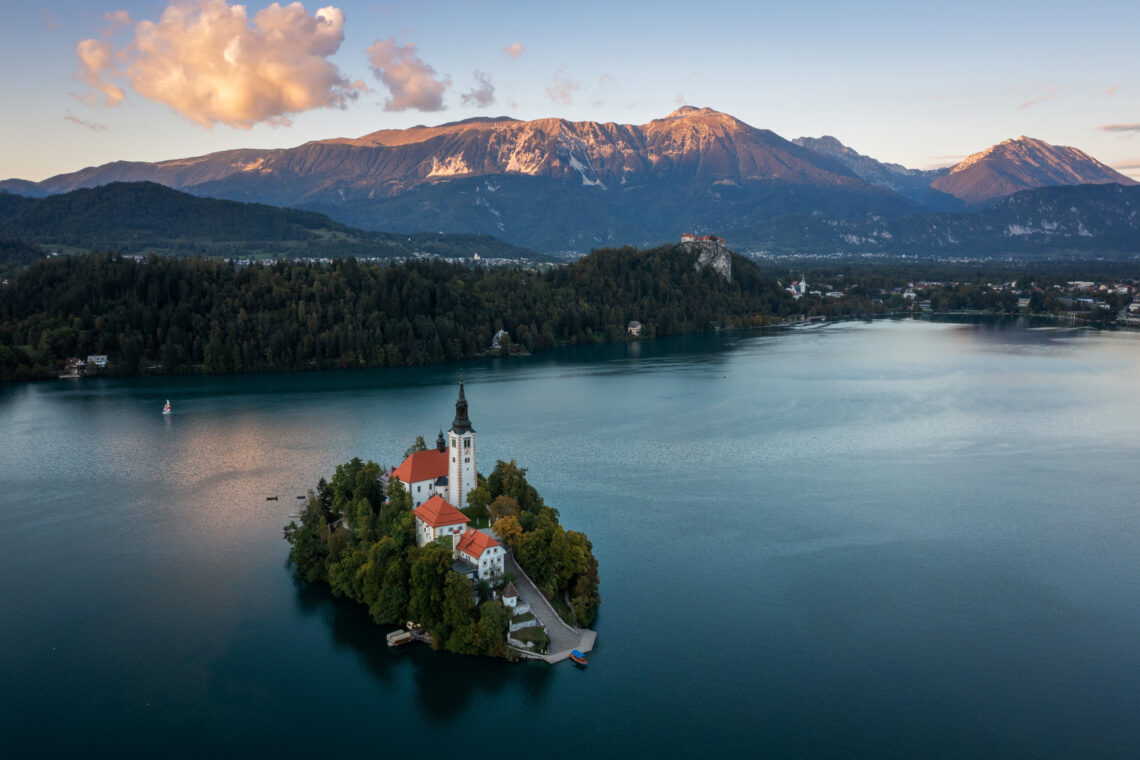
[1018,85,1059,109]
[675,93,685,105]
[102,10,133,36]
[1105,85,1118,95]
[461,70,495,107]
[1113,159,1140,171]
[502,42,524,59]
[1100,123,1140,133]
[366,37,449,111]
[545,72,580,105]
[43,10,58,30]
[63,113,108,132]
[74,0,359,129]
[75,38,126,106]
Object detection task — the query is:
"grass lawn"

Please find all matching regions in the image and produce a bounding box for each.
[511,626,550,653]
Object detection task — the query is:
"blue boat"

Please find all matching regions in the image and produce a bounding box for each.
[569,649,588,666]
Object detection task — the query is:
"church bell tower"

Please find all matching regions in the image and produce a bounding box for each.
[447,382,476,509]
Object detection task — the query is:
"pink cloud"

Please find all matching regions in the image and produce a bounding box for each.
[367,37,449,112]
[545,72,580,105]
[503,42,524,60]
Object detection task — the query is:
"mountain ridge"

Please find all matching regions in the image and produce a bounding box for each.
[930,136,1136,206]
[2,108,1134,253]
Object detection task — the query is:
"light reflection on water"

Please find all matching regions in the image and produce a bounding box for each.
[1,317,1139,758]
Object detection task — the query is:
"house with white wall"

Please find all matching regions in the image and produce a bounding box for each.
[455,528,505,581]
[413,495,470,547]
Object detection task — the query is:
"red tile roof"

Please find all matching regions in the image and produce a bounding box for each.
[413,495,469,529]
[456,528,500,560]
[392,448,449,484]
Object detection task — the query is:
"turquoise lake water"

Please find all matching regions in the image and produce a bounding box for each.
[2,318,1139,758]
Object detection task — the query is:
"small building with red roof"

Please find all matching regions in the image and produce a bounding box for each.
[454,528,505,581]
[391,435,450,508]
[413,495,470,546]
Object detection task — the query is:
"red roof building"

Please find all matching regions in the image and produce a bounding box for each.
[413,495,469,529]
[456,528,500,560]
[455,528,505,580]
[392,448,449,485]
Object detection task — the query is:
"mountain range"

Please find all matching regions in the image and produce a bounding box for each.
[3,106,1136,255]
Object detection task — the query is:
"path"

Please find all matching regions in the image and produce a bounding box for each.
[505,553,596,663]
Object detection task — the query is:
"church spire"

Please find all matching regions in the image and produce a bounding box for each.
[450,382,474,434]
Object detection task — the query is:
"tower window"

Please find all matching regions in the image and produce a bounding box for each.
[463,439,471,449]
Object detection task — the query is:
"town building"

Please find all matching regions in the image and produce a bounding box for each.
[786,273,808,299]
[455,528,505,581]
[413,494,470,546]
[627,320,642,336]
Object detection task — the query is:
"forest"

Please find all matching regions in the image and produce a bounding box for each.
[285,456,599,658]
[0,245,792,381]
[0,182,541,261]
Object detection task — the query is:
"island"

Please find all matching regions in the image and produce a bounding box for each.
[284,383,599,661]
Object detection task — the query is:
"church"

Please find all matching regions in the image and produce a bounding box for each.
[390,382,477,510]
[390,383,504,581]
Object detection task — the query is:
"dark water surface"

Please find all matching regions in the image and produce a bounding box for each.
[2,319,1139,758]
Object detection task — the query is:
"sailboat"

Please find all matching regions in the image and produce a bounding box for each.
[162,400,172,416]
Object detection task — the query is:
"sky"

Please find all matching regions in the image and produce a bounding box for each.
[1,0,1138,182]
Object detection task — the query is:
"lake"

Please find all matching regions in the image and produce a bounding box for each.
[2,318,1139,758]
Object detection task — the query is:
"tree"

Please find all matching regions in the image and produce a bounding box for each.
[493,515,524,550]
[408,544,453,628]
[441,574,477,653]
[488,494,520,522]
[403,435,427,459]
[464,486,492,523]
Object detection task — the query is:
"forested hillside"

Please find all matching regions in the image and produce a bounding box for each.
[0,182,541,261]
[0,239,44,278]
[0,245,792,381]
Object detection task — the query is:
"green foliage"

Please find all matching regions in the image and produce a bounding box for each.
[0,239,44,278]
[486,460,601,626]
[0,244,790,381]
[462,486,491,523]
[284,453,601,655]
[403,435,428,459]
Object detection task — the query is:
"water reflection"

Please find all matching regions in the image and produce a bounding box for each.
[290,575,553,721]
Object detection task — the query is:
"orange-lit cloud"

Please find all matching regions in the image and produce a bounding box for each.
[75,1,359,129]
[366,37,448,111]
[1100,123,1140,133]
[75,38,126,105]
[503,42,524,59]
